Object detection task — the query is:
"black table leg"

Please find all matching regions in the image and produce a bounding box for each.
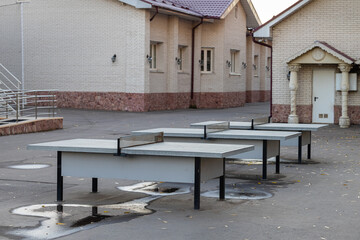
[219,158,225,200]
[92,206,98,216]
[92,178,98,193]
[57,151,63,202]
[262,140,267,179]
[298,136,302,164]
[276,141,280,174]
[276,155,280,174]
[56,204,63,213]
[307,133,311,159]
[194,157,201,210]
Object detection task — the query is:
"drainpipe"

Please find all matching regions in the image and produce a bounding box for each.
[150,7,158,21]
[251,31,273,118]
[191,18,203,101]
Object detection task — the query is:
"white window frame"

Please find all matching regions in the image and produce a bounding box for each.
[178,46,184,72]
[230,50,240,73]
[201,48,214,73]
[149,43,157,70]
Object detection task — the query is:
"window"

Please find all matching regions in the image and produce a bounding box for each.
[178,46,184,71]
[201,48,213,73]
[230,50,240,73]
[149,43,157,69]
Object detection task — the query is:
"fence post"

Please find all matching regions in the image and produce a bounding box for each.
[52,94,55,118]
[35,94,38,119]
[16,93,19,122]
[5,100,8,118]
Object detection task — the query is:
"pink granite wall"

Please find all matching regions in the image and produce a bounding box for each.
[38,91,246,111]
[0,118,63,136]
[272,104,312,123]
[334,105,360,125]
[246,90,270,103]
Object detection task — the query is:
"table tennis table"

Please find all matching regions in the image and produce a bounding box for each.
[191,118,328,164]
[132,125,301,179]
[27,133,254,210]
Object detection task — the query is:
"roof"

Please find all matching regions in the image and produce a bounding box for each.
[253,0,312,38]
[168,0,234,18]
[119,0,261,27]
[287,41,355,64]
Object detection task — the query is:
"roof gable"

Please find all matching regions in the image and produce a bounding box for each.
[253,0,312,38]
[287,41,355,65]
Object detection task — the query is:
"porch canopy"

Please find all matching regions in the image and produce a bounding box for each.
[285,41,355,128]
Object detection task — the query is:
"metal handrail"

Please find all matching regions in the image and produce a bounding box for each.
[0,89,58,121]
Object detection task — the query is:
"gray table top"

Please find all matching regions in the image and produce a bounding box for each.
[191,121,228,127]
[191,121,328,131]
[27,138,254,158]
[229,122,328,131]
[133,128,301,140]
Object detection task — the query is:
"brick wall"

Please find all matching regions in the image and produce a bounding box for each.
[272,0,360,122]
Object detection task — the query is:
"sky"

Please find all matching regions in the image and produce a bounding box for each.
[251,0,299,23]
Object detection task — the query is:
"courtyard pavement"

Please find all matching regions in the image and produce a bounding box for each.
[0,102,360,240]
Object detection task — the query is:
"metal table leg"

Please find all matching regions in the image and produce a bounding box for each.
[57,151,63,202]
[262,140,267,179]
[276,141,280,174]
[298,136,302,164]
[307,133,311,159]
[219,158,225,200]
[92,178,98,193]
[194,157,201,210]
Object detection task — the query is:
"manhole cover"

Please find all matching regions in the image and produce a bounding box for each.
[202,188,272,200]
[8,164,50,170]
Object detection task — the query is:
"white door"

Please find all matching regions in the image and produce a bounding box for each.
[312,69,335,123]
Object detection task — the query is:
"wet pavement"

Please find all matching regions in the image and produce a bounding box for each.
[1,102,360,240]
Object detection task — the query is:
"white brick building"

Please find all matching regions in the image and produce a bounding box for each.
[0,0,270,111]
[254,0,360,127]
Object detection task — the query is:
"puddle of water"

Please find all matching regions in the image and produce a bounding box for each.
[7,182,190,240]
[118,182,191,196]
[202,188,272,200]
[8,164,51,170]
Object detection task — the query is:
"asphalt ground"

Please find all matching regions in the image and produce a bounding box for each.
[0,102,360,240]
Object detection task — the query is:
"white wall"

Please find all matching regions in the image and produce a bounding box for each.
[21,0,148,93]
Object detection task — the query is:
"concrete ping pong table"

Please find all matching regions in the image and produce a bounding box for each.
[27,133,254,210]
[191,118,328,164]
[133,124,301,179]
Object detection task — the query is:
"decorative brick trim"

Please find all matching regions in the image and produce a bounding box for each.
[246,90,270,103]
[40,91,246,112]
[334,105,360,125]
[272,104,312,123]
[0,118,63,136]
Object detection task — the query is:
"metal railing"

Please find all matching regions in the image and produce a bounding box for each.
[0,89,57,121]
[0,63,22,91]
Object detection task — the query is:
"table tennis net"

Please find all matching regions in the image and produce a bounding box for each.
[251,116,271,129]
[204,121,230,138]
[116,132,164,155]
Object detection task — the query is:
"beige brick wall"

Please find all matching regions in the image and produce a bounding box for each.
[223,3,247,92]
[149,2,251,94]
[1,0,267,110]
[21,0,148,93]
[272,0,360,106]
[245,37,271,94]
